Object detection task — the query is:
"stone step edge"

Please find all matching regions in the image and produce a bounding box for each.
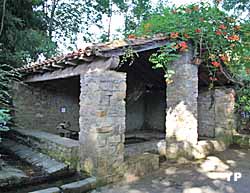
[233,134,250,147]
[10,128,80,148]
[29,177,97,193]
[1,139,70,175]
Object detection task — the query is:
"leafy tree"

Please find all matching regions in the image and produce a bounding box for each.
[0,0,57,67]
[222,0,250,19]
[0,0,51,141]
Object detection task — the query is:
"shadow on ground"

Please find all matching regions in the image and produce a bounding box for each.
[94,146,250,193]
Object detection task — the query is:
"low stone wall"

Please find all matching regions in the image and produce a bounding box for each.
[123,153,159,182]
[233,134,250,148]
[125,140,166,157]
[29,177,96,193]
[10,129,80,169]
[198,87,236,140]
[98,153,160,185]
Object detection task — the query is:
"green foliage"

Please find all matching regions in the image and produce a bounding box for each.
[135,2,250,115]
[235,86,250,113]
[120,47,139,66]
[0,0,57,67]
[223,0,250,19]
[0,64,21,107]
[149,43,179,83]
[136,2,250,80]
[0,109,10,131]
[0,109,11,142]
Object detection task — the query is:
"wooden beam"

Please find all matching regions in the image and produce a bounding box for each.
[24,56,120,83]
[97,40,169,57]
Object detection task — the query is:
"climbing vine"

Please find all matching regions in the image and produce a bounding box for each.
[131,2,250,116]
[120,46,139,66]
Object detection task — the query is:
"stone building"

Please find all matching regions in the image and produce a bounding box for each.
[13,36,236,182]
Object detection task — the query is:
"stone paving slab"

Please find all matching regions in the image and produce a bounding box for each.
[29,187,61,193]
[2,139,68,175]
[0,159,28,188]
[60,177,97,193]
[92,148,250,193]
[14,128,79,147]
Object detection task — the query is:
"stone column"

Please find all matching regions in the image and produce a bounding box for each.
[165,49,198,159]
[79,70,126,181]
[214,88,235,143]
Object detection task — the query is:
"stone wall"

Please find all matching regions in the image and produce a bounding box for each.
[198,89,216,137]
[79,70,126,180]
[12,77,80,133]
[198,87,236,139]
[166,49,198,146]
[165,48,199,159]
[126,95,145,132]
[9,128,80,169]
[214,88,236,139]
[144,90,166,133]
[126,69,166,133]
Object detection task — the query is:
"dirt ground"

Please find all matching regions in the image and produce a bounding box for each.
[94,147,250,193]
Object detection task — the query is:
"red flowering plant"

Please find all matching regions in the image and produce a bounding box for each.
[135,2,250,87]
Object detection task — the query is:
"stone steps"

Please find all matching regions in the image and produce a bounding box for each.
[8,128,80,168]
[2,139,69,176]
[0,159,28,188]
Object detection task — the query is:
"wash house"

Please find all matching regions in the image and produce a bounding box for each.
[13,36,236,181]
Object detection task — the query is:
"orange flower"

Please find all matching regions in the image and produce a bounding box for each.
[178,41,188,51]
[234,25,241,31]
[219,24,227,30]
[227,35,240,41]
[183,33,190,39]
[170,32,179,39]
[128,34,136,39]
[215,30,222,35]
[223,32,227,35]
[195,28,201,33]
[211,61,221,67]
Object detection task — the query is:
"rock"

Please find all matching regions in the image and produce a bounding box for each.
[29,187,60,193]
[60,177,97,193]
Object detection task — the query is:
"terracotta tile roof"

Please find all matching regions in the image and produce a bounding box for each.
[17,34,168,74]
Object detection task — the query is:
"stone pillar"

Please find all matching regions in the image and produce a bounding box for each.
[214,88,235,143]
[165,49,198,159]
[79,70,126,181]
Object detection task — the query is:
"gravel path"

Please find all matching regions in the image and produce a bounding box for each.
[94,148,250,193]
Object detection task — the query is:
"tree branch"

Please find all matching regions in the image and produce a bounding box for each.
[219,64,244,86]
[0,0,7,37]
[48,0,59,39]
